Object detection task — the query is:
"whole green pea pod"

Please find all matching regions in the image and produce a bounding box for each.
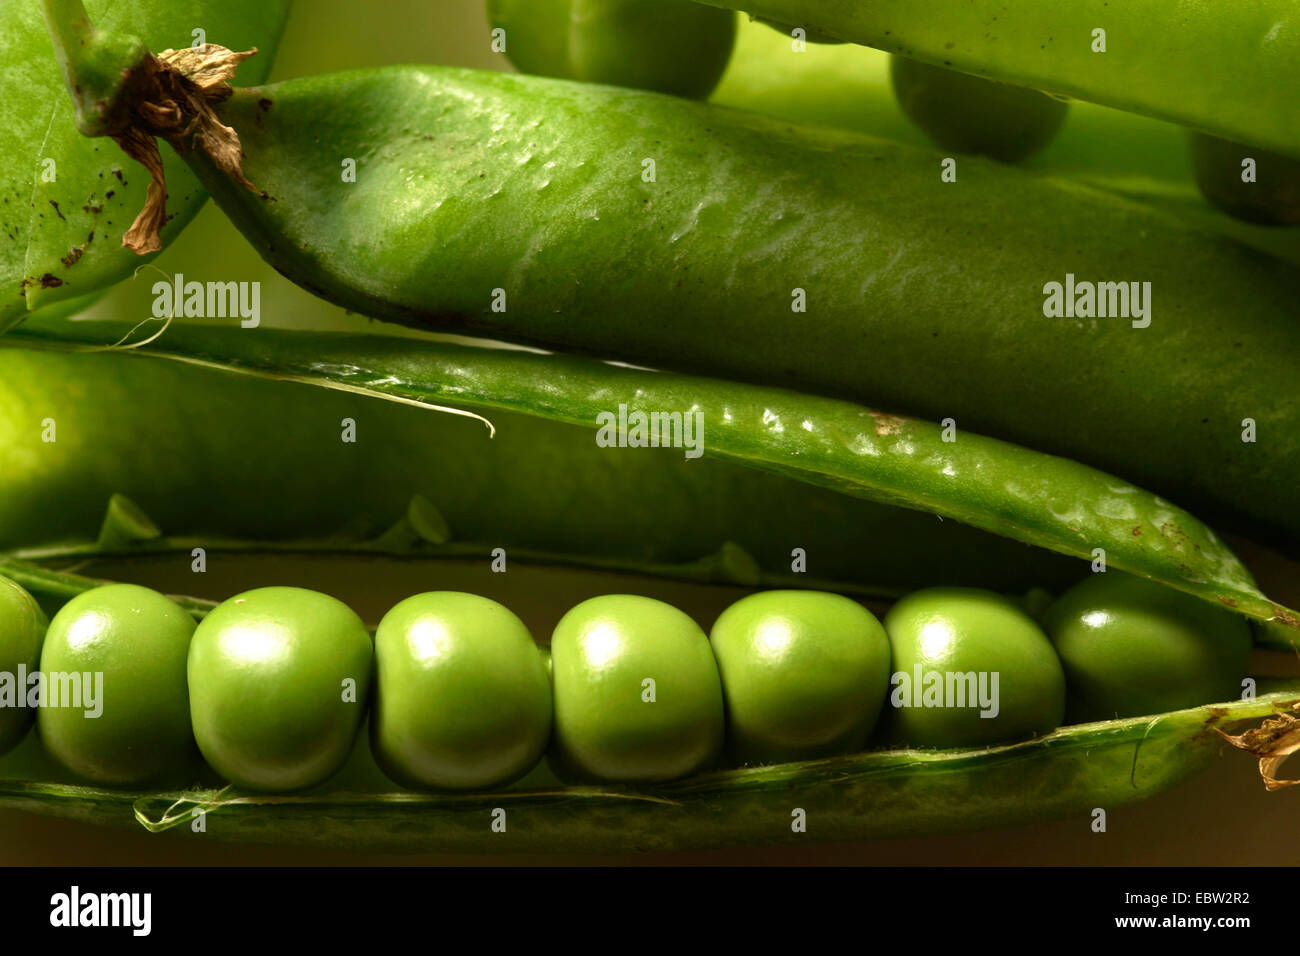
[488,0,737,98]
[692,0,1300,159]
[151,66,1300,549]
[0,324,1296,851]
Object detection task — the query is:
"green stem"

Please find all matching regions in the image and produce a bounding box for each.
[0,555,215,619]
[41,0,148,136]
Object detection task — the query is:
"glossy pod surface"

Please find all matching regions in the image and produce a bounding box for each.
[185,67,1300,548]
[371,592,551,790]
[37,584,196,786]
[0,575,47,756]
[4,325,1293,643]
[188,587,373,792]
[0,341,1084,597]
[551,594,724,782]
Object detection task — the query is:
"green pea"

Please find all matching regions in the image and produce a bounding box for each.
[188,587,372,792]
[890,55,1068,162]
[371,592,551,791]
[1188,131,1300,226]
[37,584,196,787]
[1044,572,1253,721]
[490,0,737,99]
[709,590,891,764]
[551,594,723,782]
[883,587,1066,748]
[0,575,47,757]
[488,0,574,80]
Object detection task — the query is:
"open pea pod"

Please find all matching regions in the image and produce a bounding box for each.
[0,568,1292,852]
[693,0,1300,159]
[7,318,1298,645]
[0,0,290,331]
[2,323,1296,847]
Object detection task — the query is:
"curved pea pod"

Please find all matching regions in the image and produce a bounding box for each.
[693,0,1300,159]
[0,323,1296,848]
[0,690,1293,852]
[0,329,1086,598]
[161,67,1300,551]
[8,319,1299,647]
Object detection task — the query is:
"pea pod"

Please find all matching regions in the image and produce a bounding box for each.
[106,65,1300,550]
[0,641,1293,852]
[8,319,1298,646]
[692,0,1300,159]
[710,19,1300,267]
[0,322,1295,847]
[0,328,1088,599]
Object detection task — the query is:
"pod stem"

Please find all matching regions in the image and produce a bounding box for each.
[1217,702,1300,791]
[41,0,260,253]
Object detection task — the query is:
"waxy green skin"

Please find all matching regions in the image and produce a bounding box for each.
[692,0,1300,159]
[883,587,1066,748]
[371,592,551,791]
[0,575,47,756]
[5,322,1294,642]
[1045,573,1253,722]
[551,594,723,782]
[490,0,736,99]
[890,56,1067,163]
[183,67,1300,550]
[710,590,890,764]
[188,587,372,793]
[37,584,195,787]
[1188,132,1300,227]
[0,338,1089,599]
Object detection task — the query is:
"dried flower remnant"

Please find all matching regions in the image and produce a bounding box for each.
[108,44,260,253]
[1217,702,1300,791]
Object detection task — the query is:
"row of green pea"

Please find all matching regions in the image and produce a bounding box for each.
[0,569,1251,792]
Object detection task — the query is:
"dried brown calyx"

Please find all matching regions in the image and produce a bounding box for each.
[110,44,261,254]
[1217,701,1300,791]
